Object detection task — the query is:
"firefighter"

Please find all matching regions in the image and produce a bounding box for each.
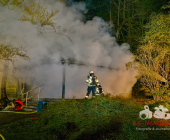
[85,71,99,99]
[4,99,23,111]
[95,83,104,96]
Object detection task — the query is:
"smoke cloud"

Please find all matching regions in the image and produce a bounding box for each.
[0,0,137,99]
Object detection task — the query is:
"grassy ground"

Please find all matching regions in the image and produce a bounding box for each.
[0,113,37,126]
[1,95,170,140]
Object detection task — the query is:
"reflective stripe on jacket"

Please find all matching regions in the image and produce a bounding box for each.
[86,76,99,86]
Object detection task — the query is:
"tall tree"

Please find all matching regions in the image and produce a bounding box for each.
[127,11,170,100]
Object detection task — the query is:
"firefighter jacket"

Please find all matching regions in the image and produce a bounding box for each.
[86,76,99,86]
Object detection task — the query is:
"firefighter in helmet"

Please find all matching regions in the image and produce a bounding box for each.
[95,83,104,96]
[3,99,23,111]
[85,71,99,99]
[12,99,23,111]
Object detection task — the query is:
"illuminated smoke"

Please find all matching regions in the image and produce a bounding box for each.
[0,0,137,99]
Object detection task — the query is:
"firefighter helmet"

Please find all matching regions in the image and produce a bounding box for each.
[89,71,94,74]
[89,71,94,76]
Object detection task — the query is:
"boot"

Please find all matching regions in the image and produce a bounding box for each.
[85,96,89,99]
[92,96,96,98]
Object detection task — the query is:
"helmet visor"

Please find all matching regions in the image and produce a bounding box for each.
[90,73,94,76]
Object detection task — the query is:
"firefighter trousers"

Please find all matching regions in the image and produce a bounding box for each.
[86,86,96,96]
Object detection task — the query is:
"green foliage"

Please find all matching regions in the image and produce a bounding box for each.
[0,0,59,32]
[127,11,170,99]
[0,0,24,6]
[2,97,170,139]
[38,97,125,139]
[0,44,29,62]
[0,44,29,73]
[144,13,170,44]
[0,0,10,6]
[152,85,169,97]
[19,1,59,31]
[122,121,148,140]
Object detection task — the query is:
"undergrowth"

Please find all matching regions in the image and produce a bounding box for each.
[1,94,170,140]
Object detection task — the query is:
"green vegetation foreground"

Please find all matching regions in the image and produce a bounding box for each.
[1,95,170,140]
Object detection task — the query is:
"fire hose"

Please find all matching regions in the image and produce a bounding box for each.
[0,111,37,114]
[0,134,5,140]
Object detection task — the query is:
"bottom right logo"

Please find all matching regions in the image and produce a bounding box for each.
[139,105,170,120]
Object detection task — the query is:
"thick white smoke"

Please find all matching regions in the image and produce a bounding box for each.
[0,0,137,99]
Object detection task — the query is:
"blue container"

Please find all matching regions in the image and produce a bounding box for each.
[37,102,43,113]
[37,102,47,113]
